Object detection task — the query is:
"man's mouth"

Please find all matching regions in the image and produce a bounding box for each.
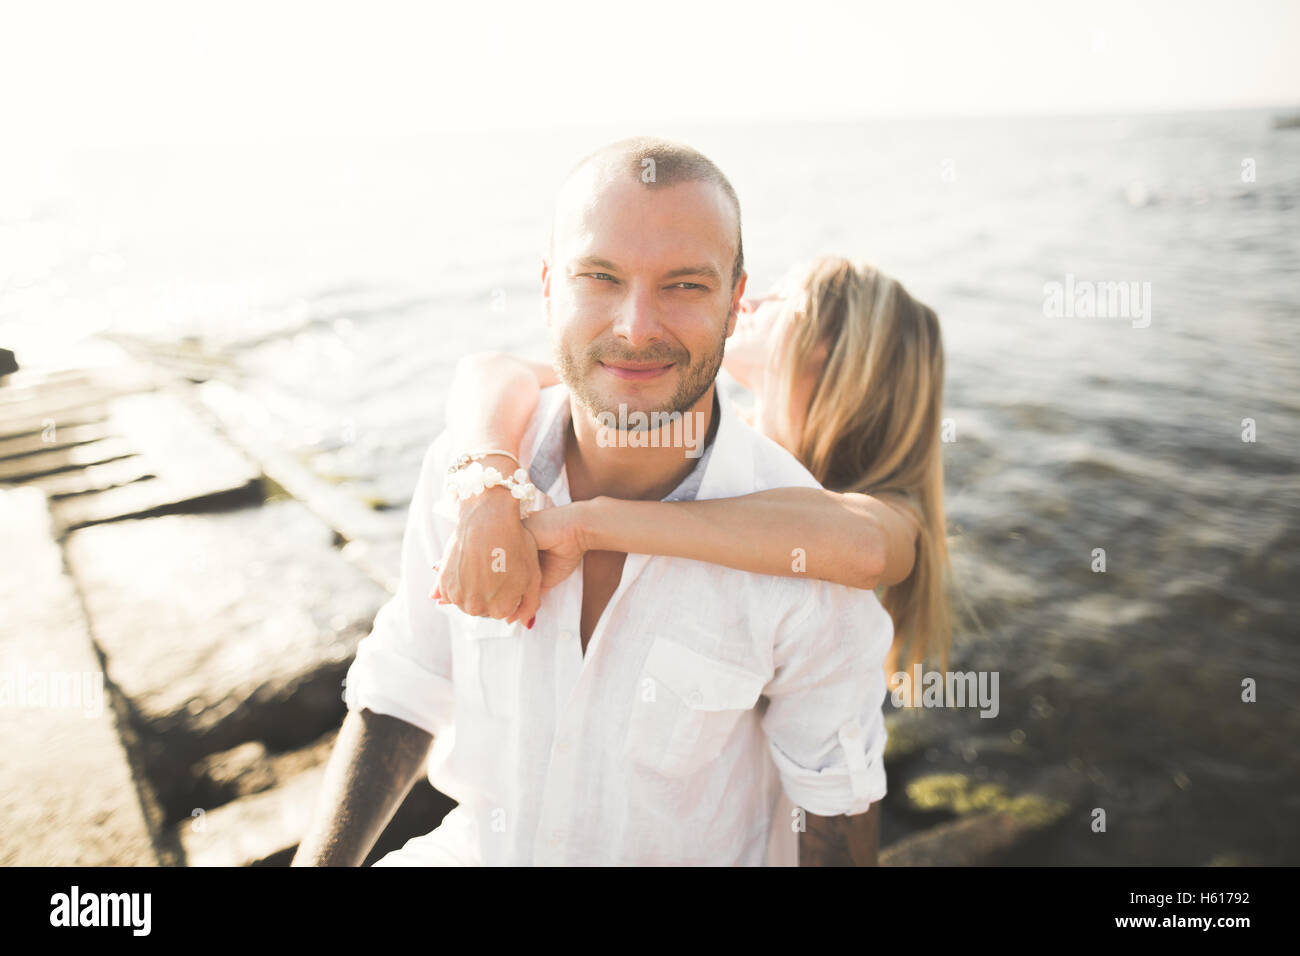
[598,360,675,381]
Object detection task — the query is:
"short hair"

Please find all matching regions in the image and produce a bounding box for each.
[551,137,744,289]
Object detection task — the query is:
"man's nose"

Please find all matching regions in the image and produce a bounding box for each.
[611,284,666,347]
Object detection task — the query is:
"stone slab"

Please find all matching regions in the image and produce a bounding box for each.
[36,457,158,499]
[0,405,110,444]
[179,764,455,868]
[50,390,262,530]
[0,487,158,865]
[180,765,327,867]
[0,436,136,482]
[0,421,113,460]
[64,499,389,818]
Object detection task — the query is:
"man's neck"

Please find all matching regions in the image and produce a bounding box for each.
[564,385,717,502]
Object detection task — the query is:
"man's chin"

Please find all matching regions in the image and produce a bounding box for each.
[586,399,672,427]
[583,379,679,418]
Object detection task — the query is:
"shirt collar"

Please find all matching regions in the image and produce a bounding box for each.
[527,384,745,506]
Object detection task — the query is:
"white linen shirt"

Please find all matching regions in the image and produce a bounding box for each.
[345,382,893,866]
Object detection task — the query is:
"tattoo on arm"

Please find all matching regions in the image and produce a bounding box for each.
[799,801,881,866]
[292,709,434,867]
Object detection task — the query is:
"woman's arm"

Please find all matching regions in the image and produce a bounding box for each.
[445,350,558,457]
[436,351,557,624]
[575,487,919,591]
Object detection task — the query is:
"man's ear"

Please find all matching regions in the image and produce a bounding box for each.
[726,271,748,337]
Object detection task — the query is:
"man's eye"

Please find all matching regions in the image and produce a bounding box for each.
[671,282,707,291]
[582,273,616,282]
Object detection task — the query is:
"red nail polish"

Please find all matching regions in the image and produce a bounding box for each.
[527,615,536,630]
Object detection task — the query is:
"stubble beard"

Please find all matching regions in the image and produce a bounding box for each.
[552,308,728,431]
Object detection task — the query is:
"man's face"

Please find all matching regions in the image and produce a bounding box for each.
[542,173,746,427]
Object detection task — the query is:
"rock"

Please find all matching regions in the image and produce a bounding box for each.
[0,420,114,461]
[903,768,1080,823]
[50,391,262,531]
[0,348,17,378]
[198,380,402,592]
[191,741,277,807]
[180,765,327,867]
[64,499,388,820]
[0,487,159,865]
[883,765,1089,865]
[35,456,157,499]
[883,706,951,764]
[0,383,263,529]
[191,731,339,808]
[0,386,143,434]
[0,360,157,411]
[882,811,1039,866]
[0,436,137,482]
[178,758,455,867]
[0,405,111,447]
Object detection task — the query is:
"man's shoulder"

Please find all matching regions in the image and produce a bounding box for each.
[720,422,890,621]
[721,412,824,495]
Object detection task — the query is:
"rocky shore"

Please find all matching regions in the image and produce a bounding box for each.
[1,343,1089,866]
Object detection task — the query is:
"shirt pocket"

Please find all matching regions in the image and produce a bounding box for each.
[446,610,523,720]
[624,636,768,778]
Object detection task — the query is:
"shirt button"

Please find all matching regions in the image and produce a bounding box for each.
[687,689,703,706]
[555,738,571,754]
[548,828,565,847]
[843,723,860,739]
[559,630,575,642]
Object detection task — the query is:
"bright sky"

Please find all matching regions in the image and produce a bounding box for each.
[3,0,1298,146]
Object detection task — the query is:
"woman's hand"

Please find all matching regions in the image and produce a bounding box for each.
[522,501,592,591]
[434,482,542,626]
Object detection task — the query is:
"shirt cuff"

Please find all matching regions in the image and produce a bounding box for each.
[344,639,456,740]
[768,716,887,816]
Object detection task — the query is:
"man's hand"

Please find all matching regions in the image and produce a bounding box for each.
[799,801,881,866]
[435,456,542,625]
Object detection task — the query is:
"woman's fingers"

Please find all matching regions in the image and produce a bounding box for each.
[514,572,542,631]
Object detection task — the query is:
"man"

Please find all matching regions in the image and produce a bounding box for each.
[294,138,891,866]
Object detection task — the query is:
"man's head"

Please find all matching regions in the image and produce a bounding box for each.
[542,137,746,428]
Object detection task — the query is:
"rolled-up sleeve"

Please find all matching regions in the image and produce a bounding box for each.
[344,433,456,740]
[759,579,894,817]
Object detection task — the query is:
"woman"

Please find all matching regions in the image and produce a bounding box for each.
[435,256,951,678]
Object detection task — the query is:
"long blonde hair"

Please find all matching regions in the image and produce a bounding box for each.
[770,257,951,677]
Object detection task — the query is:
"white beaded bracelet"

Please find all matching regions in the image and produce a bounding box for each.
[444,460,539,518]
[445,448,520,473]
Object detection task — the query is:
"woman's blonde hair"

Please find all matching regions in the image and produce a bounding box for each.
[770,256,952,677]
